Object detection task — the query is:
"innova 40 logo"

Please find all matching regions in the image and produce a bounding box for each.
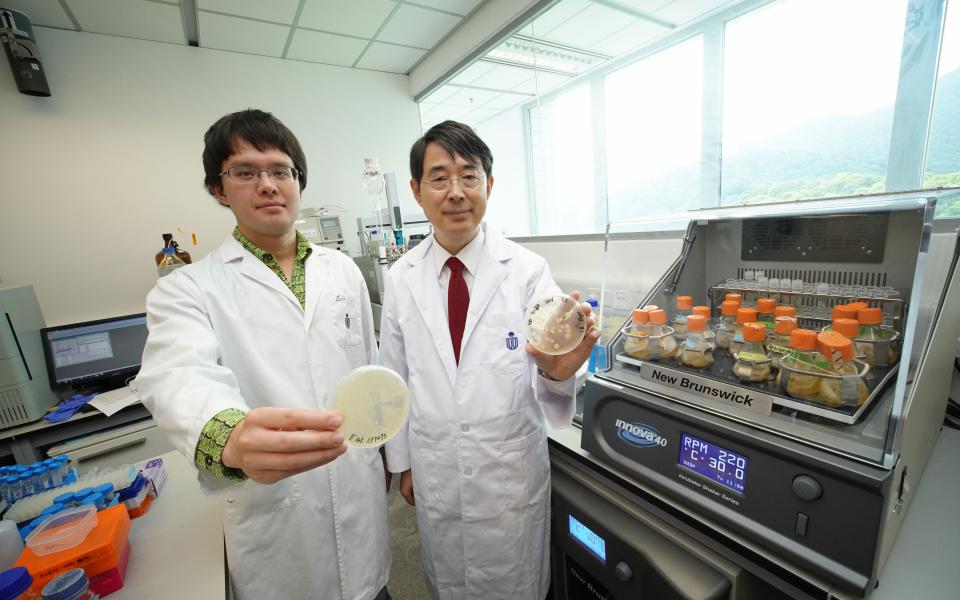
[615,419,668,448]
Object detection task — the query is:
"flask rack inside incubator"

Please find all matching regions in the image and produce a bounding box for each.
[612,281,905,425]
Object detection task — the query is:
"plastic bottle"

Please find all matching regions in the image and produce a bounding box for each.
[0,566,39,599]
[756,298,776,328]
[679,314,713,369]
[691,306,715,348]
[0,521,25,572]
[153,233,173,266]
[855,307,898,366]
[733,322,772,382]
[40,569,98,600]
[714,300,740,350]
[767,316,798,356]
[729,307,759,356]
[623,308,651,359]
[586,299,607,373]
[816,332,869,407]
[157,247,186,277]
[778,329,824,401]
[671,295,693,340]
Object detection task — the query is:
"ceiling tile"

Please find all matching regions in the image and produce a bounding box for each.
[483,91,533,110]
[518,0,591,38]
[654,0,732,23]
[589,17,669,56]
[199,0,301,25]
[287,28,367,66]
[422,103,475,123]
[377,4,460,49]
[200,12,289,57]
[450,61,497,85]
[407,0,481,16]
[512,71,572,95]
[420,85,460,104]
[69,0,183,44]
[356,42,425,73]
[461,106,502,123]
[444,87,501,108]
[470,63,536,91]
[298,0,396,38]
[607,0,675,15]
[0,1,74,29]
[543,3,636,49]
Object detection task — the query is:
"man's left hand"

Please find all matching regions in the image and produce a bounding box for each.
[525,290,600,381]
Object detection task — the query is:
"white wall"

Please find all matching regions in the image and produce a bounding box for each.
[476,107,530,237]
[0,28,422,326]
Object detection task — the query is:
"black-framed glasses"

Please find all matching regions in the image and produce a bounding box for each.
[220,166,299,184]
[422,174,484,191]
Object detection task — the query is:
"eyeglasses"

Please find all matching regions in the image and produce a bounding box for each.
[422,174,484,191]
[220,166,299,184]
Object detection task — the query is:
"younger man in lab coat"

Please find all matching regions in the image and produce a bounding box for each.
[136,109,392,600]
[381,120,599,599]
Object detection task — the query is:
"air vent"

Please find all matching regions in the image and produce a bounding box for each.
[741,214,888,263]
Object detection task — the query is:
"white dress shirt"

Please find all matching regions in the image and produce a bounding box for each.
[431,227,485,319]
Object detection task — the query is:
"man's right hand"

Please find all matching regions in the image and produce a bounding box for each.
[399,469,415,506]
[221,407,347,484]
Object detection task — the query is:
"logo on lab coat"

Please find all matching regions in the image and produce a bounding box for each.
[345,313,351,329]
[505,331,519,350]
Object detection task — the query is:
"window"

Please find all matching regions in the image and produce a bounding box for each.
[721,0,908,205]
[605,36,703,221]
[528,84,595,235]
[925,0,960,217]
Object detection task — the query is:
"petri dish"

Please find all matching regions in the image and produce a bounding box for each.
[524,293,587,355]
[330,366,410,448]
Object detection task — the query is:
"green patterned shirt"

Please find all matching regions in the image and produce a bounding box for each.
[194,228,314,481]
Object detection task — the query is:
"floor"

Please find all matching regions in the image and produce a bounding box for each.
[386,477,430,599]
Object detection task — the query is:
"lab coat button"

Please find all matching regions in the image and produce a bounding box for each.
[463,467,472,476]
[461,424,470,432]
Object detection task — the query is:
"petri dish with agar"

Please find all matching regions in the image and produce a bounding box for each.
[524,293,587,355]
[330,366,410,448]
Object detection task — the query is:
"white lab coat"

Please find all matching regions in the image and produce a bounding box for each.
[136,236,390,600]
[381,223,576,600]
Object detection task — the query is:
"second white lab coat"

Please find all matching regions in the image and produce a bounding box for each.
[381,223,576,600]
[136,236,390,600]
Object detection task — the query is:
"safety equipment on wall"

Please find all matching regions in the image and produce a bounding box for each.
[1,8,51,97]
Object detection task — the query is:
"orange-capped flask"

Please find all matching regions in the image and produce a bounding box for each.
[692,306,715,348]
[679,314,713,369]
[816,332,868,407]
[778,329,824,401]
[756,298,777,327]
[714,300,740,349]
[672,295,694,340]
[729,307,759,355]
[768,316,798,354]
[854,307,898,366]
[733,323,771,382]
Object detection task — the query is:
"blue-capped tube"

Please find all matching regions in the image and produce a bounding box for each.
[93,483,114,504]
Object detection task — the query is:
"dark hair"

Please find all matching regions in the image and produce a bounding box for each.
[409,120,493,184]
[202,109,307,199]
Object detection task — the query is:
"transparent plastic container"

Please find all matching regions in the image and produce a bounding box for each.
[25,505,97,557]
[713,300,739,349]
[40,568,98,600]
[855,307,900,366]
[767,316,798,356]
[622,309,677,361]
[756,298,777,328]
[815,332,871,407]
[679,315,713,369]
[733,322,772,382]
[671,295,693,340]
[524,293,587,355]
[691,306,715,349]
[728,307,758,356]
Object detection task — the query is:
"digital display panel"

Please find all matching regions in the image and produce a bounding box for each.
[678,432,749,494]
[568,515,606,563]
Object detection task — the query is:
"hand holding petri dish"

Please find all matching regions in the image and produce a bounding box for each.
[330,366,410,448]
[524,293,587,355]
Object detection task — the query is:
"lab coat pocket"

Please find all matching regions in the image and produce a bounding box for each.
[327,291,363,348]
[481,311,526,374]
[224,477,302,525]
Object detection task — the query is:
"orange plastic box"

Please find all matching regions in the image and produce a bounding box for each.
[15,504,131,593]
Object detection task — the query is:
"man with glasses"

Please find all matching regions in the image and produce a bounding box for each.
[380,120,599,599]
[136,109,392,600]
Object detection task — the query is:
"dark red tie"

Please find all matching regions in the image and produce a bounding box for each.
[446,257,469,364]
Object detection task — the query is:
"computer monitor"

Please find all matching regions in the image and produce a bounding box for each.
[40,313,148,390]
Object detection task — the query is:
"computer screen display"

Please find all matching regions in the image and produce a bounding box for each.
[40,313,148,388]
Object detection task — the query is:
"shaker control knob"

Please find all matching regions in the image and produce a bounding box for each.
[792,475,823,501]
[615,561,633,582]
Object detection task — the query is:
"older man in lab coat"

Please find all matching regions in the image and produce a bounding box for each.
[381,120,598,599]
[136,109,392,600]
